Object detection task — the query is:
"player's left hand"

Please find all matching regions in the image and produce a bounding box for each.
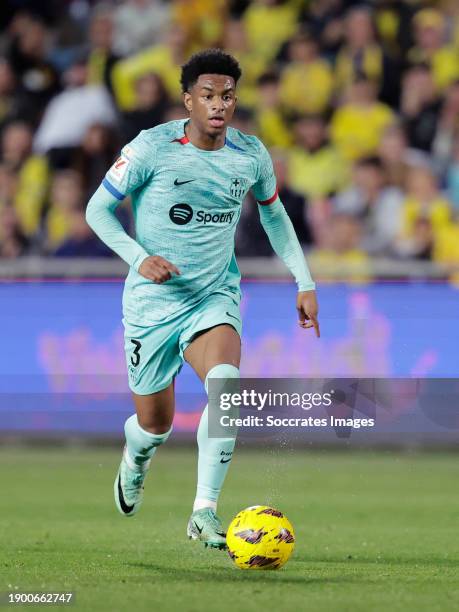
[297,290,320,337]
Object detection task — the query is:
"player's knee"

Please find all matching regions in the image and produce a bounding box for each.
[205,363,240,393]
[137,418,173,437]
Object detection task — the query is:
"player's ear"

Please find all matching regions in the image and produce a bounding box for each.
[183,91,192,113]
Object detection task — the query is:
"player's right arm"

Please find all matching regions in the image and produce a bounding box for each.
[85,133,180,283]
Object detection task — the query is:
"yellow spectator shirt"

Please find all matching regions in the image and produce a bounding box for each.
[308,248,371,285]
[402,196,451,236]
[280,59,333,114]
[335,45,384,93]
[112,45,182,111]
[287,144,348,199]
[330,102,394,161]
[408,45,459,92]
[173,0,226,49]
[433,224,459,278]
[257,108,293,149]
[14,155,49,237]
[230,50,268,109]
[45,206,72,249]
[243,2,299,61]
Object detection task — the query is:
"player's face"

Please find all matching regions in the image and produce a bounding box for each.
[184,74,237,137]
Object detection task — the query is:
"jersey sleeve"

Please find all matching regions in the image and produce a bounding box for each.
[251,139,278,205]
[86,131,157,271]
[102,131,156,201]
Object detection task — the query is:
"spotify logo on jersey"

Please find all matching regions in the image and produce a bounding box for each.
[169,203,193,225]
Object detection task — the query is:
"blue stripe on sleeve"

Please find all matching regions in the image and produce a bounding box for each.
[102,178,125,201]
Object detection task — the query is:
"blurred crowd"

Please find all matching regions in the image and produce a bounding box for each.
[1,0,459,278]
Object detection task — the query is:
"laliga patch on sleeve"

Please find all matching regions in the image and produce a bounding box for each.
[122,145,133,159]
[108,153,130,182]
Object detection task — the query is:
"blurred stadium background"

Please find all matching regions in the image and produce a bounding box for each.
[0,0,458,446]
[1,4,458,610]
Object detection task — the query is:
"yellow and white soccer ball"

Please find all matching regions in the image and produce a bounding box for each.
[226,505,295,570]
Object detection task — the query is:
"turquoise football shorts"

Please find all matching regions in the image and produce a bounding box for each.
[123,292,242,395]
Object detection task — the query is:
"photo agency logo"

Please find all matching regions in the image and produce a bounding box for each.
[207,378,459,441]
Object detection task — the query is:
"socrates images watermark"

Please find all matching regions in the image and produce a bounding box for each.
[207,380,378,436]
[207,377,459,439]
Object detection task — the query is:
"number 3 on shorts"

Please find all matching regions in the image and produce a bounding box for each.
[130,339,142,367]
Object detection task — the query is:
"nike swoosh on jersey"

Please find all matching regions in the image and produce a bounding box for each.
[174,178,196,186]
[220,457,232,464]
[225,311,239,321]
[117,475,135,514]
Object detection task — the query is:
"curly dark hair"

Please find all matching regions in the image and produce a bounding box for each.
[180,49,242,93]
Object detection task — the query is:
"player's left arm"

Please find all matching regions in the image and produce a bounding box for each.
[252,141,320,338]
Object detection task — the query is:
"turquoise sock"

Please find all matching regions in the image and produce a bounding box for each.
[195,364,239,508]
[124,414,172,467]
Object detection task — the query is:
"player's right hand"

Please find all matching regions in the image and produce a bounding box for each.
[138,256,181,283]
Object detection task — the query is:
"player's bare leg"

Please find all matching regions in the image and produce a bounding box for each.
[114,384,174,517]
[184,324,241,548]
[132,384,175,435]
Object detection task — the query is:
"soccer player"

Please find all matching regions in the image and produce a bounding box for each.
[86,49,319,549]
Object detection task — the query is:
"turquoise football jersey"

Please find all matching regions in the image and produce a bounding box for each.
[102,119,277,325]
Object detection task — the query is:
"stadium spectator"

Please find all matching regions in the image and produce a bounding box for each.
[334,5,400,107]
[287,114,346,199]
[0,204,29,258]
[5,13,60,124]
[279,31,333,115]
[408,8,459,93]
[331,77,394,161]
[401,64,442,152]
[0,163,17,208]
[172,0,227,51]
[86,3,120,93]
[432,80,459,175]
[71,123,120,200]
[43,169,85,252]
[378,123,430,189]
[111,23,188,110]
[0,57,21,129]
[432,221,459,281]
[399,165,452,247]
[0,121,49,237]
[394,217,435,260]
[223,19,267,109]
[441,0,459,51]
[33,58,117,156]
[273,150,312,247]
[255,72,292,149]
[242,0,300,62]
[113,0,171,57]
[120,72,169,143]
[333,156,404,255]
[300,0,344,59]
[308,213,371,284]
[236,149,311,256]
[53,209,112,257]
[235,190,271,257]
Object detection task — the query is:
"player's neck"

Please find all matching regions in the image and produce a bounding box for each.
[185,121,226,151]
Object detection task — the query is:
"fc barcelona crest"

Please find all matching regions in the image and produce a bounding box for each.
[230,177,247,199]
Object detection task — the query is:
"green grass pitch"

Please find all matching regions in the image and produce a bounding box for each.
[1,446,458,611]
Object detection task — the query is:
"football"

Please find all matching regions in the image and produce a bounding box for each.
[226,505,295,570]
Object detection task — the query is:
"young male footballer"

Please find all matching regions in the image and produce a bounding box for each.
[86,49,319,549]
